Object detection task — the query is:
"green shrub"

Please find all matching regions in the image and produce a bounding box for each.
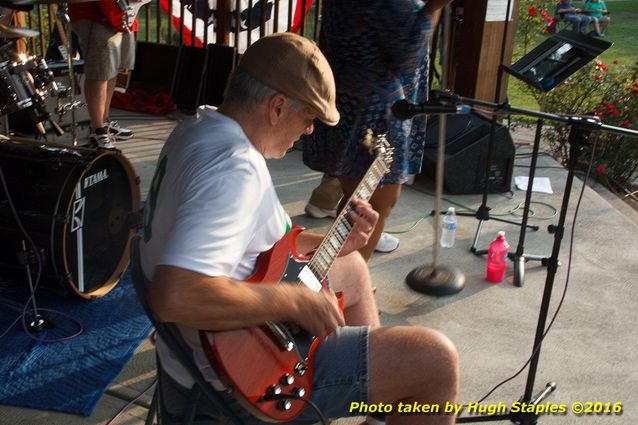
[525,60,638,187]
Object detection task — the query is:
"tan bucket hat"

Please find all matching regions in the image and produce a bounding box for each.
[238,32,339,126]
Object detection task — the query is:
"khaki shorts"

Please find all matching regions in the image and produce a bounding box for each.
[72,19,135,81]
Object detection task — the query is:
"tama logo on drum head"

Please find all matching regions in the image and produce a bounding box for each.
[83,169,109,189]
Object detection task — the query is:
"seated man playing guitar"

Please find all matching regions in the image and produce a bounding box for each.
[140,32,459,425]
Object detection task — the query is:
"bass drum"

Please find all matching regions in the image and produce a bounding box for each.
[0,138,140,299]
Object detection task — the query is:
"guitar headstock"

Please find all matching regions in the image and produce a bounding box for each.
[362,129,394,173]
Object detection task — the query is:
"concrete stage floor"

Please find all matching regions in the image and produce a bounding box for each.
[2,110,637,425]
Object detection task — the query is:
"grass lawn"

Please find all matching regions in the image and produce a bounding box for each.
[507,0,637,111]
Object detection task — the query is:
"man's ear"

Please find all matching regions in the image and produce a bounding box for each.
[268,93,287,125]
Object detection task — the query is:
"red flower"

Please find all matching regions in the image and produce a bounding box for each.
[528,7,538,15]
[596,164,607,175]
[595,74,602,81]
[613,60,620,65]
[601,64,608,71]
[621,121,631,127]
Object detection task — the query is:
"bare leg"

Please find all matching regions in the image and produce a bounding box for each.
[330,252,380,327]
[103,77,118,123]
[600,16,609,35]
[591,17,602,35]
[369,326,460,425]
[84,78,109,131]
[339,176,402,261]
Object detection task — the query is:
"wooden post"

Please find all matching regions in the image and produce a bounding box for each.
[216,0,231,45]
[449,0,520,103]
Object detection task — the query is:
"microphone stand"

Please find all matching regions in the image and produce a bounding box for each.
[449,110,638,424]
[454,0,542,277]
[405,4,465,296]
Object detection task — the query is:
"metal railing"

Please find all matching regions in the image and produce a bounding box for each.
[17,0,321,59]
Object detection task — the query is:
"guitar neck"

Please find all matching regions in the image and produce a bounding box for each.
[307,157,388,281]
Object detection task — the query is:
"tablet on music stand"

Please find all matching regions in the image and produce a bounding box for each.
[503,30,612,92]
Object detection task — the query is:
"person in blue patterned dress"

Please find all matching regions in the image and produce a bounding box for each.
[302,0,451,261]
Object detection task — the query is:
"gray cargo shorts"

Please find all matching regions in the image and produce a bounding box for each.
[72,19,135,80]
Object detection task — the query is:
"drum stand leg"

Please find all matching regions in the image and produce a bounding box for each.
[55,4,80,146]
[19,240,55,332]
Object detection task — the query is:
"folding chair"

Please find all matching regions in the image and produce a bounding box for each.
[129,234,245,425]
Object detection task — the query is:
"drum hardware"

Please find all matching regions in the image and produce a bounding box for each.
[0,48,64,137]
[0,22,39,39]
[18,240,56,331]
[55,4,80,145]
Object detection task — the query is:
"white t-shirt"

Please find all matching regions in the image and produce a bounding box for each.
[140,106,288,388]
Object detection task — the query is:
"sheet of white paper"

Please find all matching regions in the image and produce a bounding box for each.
[514,176,553,194]
[486,0,515,21]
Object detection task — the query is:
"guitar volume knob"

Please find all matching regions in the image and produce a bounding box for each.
[294,387,306,398]
[277,400,292,411]
[294,362,307,376]
[267,385,282,395]
[280,374,294,386]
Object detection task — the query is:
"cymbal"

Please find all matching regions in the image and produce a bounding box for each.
[0,23,38,38]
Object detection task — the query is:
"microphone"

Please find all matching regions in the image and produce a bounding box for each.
[391,99,470,121]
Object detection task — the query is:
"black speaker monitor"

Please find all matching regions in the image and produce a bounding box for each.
[172,45,208,113]
[130,42,180,95]
[422,112,515,194]
[201,43,236,107]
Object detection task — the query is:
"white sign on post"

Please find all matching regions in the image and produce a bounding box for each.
[486,0,515,22]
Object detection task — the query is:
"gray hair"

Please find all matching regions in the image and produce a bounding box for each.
[223,68,307,113]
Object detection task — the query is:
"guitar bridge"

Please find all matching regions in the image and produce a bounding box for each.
[266,321,294,352]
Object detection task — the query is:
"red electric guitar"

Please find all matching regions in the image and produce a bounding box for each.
[98,0,151,32]
[199,131,393,422]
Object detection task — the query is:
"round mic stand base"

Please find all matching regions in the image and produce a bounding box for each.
[406,264,465,296]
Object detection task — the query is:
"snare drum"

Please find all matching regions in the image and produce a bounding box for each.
[0,56,52,116]
[0,138,141,299]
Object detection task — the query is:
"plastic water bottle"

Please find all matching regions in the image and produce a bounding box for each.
[486,231,510,283]
[440,207,457,248]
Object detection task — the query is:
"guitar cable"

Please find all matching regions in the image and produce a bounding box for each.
[261,393,328,425]
[0,163,84,343]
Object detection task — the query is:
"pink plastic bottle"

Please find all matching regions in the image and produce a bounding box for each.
[486,231,510,283]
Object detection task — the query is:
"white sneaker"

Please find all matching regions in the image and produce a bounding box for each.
[304,203,337,219]
[104,120,134,140]
[375,232,399,253]
[89,131,116,149]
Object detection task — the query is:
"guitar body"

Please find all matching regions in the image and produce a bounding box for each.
[200,226,325,422]
[98,0,151,32]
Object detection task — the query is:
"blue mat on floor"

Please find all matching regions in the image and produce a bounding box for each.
[0,270,153,416]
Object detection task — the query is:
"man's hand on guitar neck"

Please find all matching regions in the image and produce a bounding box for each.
[340,198,379,257]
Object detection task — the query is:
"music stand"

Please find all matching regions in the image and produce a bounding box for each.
[499,30,612,286]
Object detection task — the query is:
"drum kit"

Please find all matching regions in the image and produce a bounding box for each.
[0,0,140,310]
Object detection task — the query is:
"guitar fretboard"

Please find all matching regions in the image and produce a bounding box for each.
[306,156,388,282]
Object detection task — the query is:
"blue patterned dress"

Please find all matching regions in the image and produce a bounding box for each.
[302,0,433,185]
